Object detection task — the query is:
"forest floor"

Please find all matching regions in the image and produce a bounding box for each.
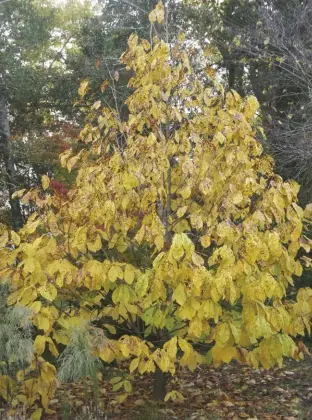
[42,356,312,420]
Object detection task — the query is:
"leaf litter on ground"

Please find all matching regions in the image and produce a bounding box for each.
[32,355,312,419]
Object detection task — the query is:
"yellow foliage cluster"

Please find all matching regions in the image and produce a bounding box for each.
[1,2,312,416]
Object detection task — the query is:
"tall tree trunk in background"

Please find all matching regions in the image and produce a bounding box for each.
[0,94,23,230]
[249,65,266,104]
[228,62,236,91]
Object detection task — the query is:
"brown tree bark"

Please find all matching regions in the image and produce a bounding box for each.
[152,367,167,401]
[0,94,23,230]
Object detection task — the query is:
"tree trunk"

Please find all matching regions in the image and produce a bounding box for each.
[0,94,23,230]
[152,367,167,401]
[249,64,266,104]
[228,61,236,91]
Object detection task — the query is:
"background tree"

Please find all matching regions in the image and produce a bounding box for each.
[0,0,92,228]
[0,0,54,229]
[204,0,312,204]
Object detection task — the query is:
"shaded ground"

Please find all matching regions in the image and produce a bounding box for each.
[44,357,312,419]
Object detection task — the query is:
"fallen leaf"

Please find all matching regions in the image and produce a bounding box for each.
[223,401,235,407]
[134,399,145,406]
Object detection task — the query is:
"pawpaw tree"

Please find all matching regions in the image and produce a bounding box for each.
[1,2,312,414]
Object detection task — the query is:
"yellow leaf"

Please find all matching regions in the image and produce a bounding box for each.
[200,234,211,248]
[109,265,123,282]
[244,95,259,120]
[31,408,42,420]
[188,316,202,338]
[135,272,150,297]
[124,265,135,284]
[19,287,37,306]
[212,344,237,364]
[233,191,243,205]
[172,284,186,305]
[78,79,89,97]
[16,393,27,403]
[23,257,36,274]
[129,357,140,373]
[123,173,139,190]
[171,244,184,261]
[67,152,82,172]
[115,393,128,403]
[112,284,131,304]
[216,323,231,345]
[119,284,131,304]
[37,313,50,332]
[40,361,56,384]
[174,219,190,233]
[142,39,151,51]
[294,261,303,276]
[165,390,184,402]
[190,214,203,230]
[7,289,20,305]
[178,337,191,355]
[34,335,46,355]
[92,100,101,110]
[144,358,156,373]
[39,283,57,302]
[163,337,177,360]
[154,235,164,250]
[100,80,109,93]
[192,253,204,266]
[30,301,42,314]
[47,337,59,357]
[110,376,123,385]
[124,380,132,392]
[11,230,20,246]
[120,343,130,358]
[213,132,226,145]
[149,1,165,23]
[179,185,192,199]
[157,352,170,372]
[12,188,26,199]
[104,323,117,334]
[180,351,197,371]
[244,236,260,264]
[87,234,102,253]
[178,299,197,320]
[177,206,188,218]
[41,175,50,191]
